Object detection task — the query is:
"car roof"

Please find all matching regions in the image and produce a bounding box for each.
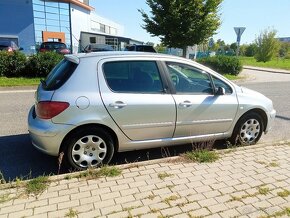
[66,51,181,60]
[65,51,194,66]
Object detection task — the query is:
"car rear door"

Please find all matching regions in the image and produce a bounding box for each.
[98,58,176,141]
[165,61,239,138]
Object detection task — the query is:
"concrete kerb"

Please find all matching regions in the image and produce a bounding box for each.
[243,66,290,74]
[1,139,289,189]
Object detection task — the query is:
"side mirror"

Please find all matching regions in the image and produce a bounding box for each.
[215,87,225,95]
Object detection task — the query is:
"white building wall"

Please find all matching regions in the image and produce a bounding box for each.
[70,4,124,53]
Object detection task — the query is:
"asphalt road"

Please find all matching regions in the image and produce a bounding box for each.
[0,69,290,180]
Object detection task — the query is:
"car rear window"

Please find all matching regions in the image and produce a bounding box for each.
[42,59,77,91]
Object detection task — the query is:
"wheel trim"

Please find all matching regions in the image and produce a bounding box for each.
[72,135,107,168]
[240,118,261,144]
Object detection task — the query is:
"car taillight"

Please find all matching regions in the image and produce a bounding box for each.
[39,48,47,52]
[60,48,70,54]
[36,101,69,119]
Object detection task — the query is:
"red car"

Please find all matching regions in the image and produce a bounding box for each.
[39,42,70,54]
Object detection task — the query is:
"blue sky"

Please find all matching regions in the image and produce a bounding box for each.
[91,0,290,45]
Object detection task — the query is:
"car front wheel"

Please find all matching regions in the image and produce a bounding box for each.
[230,112,264,146]
[63,127,114,170]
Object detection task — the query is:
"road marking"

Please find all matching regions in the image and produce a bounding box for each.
[0,90,36,94]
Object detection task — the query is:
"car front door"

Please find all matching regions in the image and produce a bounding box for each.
[165,61,239,138]
[98,59,176,141]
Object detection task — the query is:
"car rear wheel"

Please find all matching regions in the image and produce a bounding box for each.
[63,127,114,170]
[230,112,264,146]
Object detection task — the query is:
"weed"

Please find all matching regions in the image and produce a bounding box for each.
[258,187,270,195]
[150,208,160,213]
[230,195,242,202]
[268,162,279,167]
[163,195,179,205]
[183,150,219,163]
[0,194,10,204]
[64,175,73,180]
[147,194,157,200]
[58,152,64,175]
[0,171,5,184]
[77,166,121,179]
[157,172,173,180]
[98,166,121,177]
[256,160,267,165]
[259,207,290,218]
[65,208,78,217]
[277,189,290,198]
[166,184,175,190]
[26,176,50,196]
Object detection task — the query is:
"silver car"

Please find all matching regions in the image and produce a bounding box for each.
[28,52,276,170]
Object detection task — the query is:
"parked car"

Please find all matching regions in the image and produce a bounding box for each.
[39,42,70,54]
[28,52,276,170]
[0,40,22,52]
[83,44,114,53]
[125,44,156,53]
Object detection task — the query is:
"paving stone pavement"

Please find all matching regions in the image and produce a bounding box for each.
[1,143,290,218]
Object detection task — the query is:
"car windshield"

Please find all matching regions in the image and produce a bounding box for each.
[41,43,66,49]
[91,44,113,51]
[0,41,10,46]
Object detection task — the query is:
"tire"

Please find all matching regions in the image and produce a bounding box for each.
[62,126,115,170]
[230,112,264,146]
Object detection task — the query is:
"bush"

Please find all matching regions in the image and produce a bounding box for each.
[0,51,27,77]
[25,52,63,77]
[254,28,280,62]
[197,55,242,76]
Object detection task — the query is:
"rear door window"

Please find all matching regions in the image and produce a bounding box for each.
[103,61,164,93]
[43,59,77,90]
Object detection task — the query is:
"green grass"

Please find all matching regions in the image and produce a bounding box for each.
[223,74,243,80]
[0,77,42,87]
[157,172,173,180]
[239,56,290,71]
[183,150,219,163]
[65,208,79,218]
[26,176,50,195]
[77,166,122,179]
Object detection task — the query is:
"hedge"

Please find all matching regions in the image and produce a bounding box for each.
[197,55,242,76]
[0,51,63,78]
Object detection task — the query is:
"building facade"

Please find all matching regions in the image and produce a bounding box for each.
[0,0,125,54]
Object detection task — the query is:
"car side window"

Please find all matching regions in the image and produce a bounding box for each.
[212,76,233,94]
[166,62,214,95]
[103,61,164,93]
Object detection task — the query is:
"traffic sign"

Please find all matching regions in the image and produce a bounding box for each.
[234,27,246,43]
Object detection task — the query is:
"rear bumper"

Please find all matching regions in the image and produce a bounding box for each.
[28,106,74,156]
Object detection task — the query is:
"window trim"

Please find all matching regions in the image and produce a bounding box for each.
[164,61,215,95]
[102,60,169,94]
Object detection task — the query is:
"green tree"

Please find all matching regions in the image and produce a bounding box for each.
[245,43,257,57]
[255,29,280,62]
[279,42,290,58]
[139,0,222,57]
[230,42,237,53]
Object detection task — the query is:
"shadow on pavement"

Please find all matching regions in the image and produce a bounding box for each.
[0,134,227,181]
[0,134,58,181]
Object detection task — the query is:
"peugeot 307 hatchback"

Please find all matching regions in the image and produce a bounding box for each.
[28,52,276,170]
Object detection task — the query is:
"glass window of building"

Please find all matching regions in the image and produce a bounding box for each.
[32,0,71,47]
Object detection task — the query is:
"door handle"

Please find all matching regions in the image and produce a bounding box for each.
[109,101,127,109]
[179,101,192,107]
